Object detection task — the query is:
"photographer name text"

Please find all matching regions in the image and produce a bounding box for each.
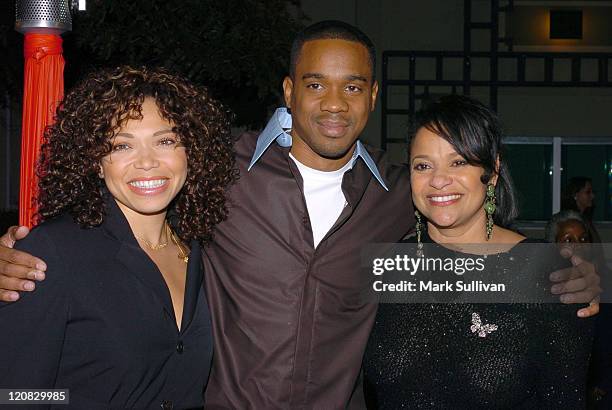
[372,280,506,292]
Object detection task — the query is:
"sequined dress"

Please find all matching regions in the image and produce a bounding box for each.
[363,236,594,409]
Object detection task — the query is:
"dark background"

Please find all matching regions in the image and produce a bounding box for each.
[0,0,305,129]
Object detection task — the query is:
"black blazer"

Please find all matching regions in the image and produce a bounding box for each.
[0,199,212,409]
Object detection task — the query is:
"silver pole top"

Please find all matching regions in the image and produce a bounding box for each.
[15,0,73,34]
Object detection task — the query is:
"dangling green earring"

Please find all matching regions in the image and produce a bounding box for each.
[415,209,424,257]
[484,183,496,240]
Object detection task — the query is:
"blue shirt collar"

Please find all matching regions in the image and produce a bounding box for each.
[248,107,389,191]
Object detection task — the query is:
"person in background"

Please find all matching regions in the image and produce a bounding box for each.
[0,66,236,409]
[545,209,611,409]
[559,179,612,409]
[546,210,591,243]
[562,177,601,244]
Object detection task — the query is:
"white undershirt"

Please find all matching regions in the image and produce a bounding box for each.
[289,153,353,248]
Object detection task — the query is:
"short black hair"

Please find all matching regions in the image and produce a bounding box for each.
[410,94,519,227]
[290,20,376,81]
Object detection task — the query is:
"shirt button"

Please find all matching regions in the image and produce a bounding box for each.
[176,341,184,354]
[161,400,173,409]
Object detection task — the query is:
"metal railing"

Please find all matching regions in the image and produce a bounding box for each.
[381,50,612,148]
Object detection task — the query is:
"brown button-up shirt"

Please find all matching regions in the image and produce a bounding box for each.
[203,133,414,409]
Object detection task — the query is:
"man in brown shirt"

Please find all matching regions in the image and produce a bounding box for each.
[0,20,602,409]
[201,21,415,408]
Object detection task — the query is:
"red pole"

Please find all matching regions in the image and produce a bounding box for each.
[18,33,65,227]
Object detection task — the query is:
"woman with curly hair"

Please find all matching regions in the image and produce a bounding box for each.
[0,66,236,408]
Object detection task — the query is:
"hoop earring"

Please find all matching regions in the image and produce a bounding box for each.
[415,209,424,257]
[484,183,496,240]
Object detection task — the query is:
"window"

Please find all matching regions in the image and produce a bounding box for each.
[562,143,612,221]
[505,143,552,220]
[503,137,612,222]
[550,10,583,40]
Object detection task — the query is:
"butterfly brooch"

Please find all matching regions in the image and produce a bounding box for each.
[470,312,498,338]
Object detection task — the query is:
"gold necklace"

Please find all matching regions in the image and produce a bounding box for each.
[135,222,169,250]
[169,226,189,263]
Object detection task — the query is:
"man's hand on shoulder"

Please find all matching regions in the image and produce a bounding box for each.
[0,226,47,302]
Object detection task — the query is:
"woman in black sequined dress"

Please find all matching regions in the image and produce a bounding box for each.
[363,95,594,409]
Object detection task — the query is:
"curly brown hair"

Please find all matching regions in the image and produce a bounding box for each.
[36,66,238,243]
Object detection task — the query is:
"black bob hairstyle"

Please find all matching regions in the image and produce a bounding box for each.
[409,94,519,227]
